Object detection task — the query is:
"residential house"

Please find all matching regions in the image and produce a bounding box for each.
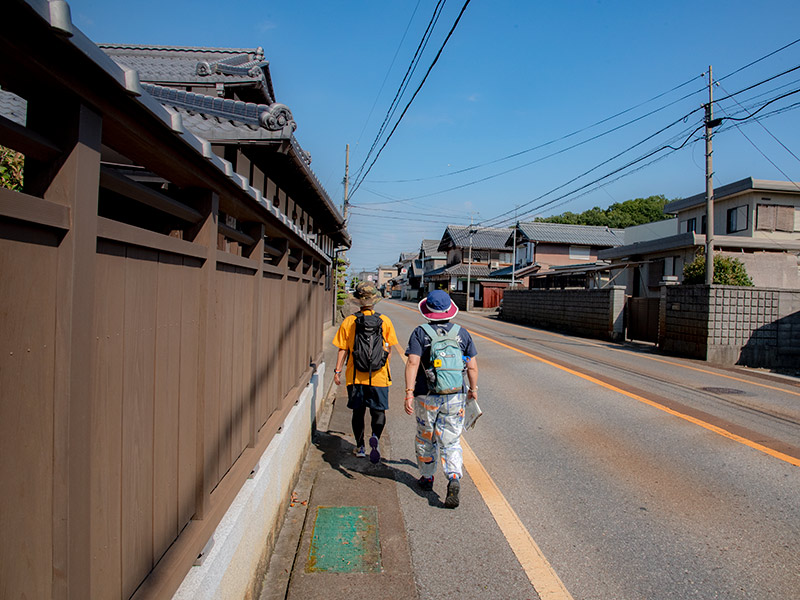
[394,251,417,299]
[376,264,396,295]
[598,178,800,296]
[427,225,513,307]
[504,222,624,288]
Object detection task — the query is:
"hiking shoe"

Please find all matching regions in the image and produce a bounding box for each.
[418,476,434,491]
[354,446,366,458]
[369,435,380,463]
[444,478,460,508]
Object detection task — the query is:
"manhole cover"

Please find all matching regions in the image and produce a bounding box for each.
[306,506,381,573]
[701,387,746,395]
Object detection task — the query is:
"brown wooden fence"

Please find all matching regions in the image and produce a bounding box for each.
[0,4,340,598]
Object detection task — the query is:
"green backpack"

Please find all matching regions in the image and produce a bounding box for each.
[421,323,465,395]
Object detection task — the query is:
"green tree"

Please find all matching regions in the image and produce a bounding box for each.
[537,195,675,227]
[0,146,24,191]
[683,253,754,286]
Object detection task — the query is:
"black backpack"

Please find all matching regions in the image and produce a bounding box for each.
[351,311,389,384]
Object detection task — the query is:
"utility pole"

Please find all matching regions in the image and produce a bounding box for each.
[465,216,475,311]
[704,66,716,285]
[511,206,518,287]
[333,145,350,324]
[419,239,425,296]
[343,144,350,221]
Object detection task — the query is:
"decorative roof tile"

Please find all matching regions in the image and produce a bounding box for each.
[100,44,275,103]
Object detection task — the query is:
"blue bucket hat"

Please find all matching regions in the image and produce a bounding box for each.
[418,289,459,321]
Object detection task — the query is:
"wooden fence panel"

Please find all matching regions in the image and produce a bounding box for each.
[91,241,126,599]
[259,272,283,429]
[178,258,201,528]
[153,252,184,563]
[121,246,159,600]
[0,226,58,600]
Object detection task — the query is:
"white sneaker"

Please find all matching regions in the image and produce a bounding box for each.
[354,446,366,458]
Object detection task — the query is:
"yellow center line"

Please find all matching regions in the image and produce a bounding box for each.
[462,438,574,600]
[469,330,800,468]
[394,347,573,599]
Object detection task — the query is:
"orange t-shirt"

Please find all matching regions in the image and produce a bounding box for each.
[333,309,398,387]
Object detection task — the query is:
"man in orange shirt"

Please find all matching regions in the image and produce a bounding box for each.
[333,282,399,462]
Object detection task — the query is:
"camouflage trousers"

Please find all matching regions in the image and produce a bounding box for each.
[413,392,466,480]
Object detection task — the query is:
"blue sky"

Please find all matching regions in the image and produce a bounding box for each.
[68,0,800,273]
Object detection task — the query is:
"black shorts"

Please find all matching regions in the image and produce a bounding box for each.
[346,384,389,411]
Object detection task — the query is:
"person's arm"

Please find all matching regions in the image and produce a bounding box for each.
[333,348,348,386]
[404,354,421,415]
[466,356,478,400]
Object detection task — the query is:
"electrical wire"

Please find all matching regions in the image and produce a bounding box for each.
[368,74,705,184]
[352,0,424,155]
[351,0,447,183]
[349,0,473,197]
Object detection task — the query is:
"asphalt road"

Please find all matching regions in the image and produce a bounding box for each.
[377,299,800,600]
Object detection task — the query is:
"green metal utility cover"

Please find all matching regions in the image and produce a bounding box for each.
[306,506,382,573]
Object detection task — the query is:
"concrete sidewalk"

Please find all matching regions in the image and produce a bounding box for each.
[259,325,419,600]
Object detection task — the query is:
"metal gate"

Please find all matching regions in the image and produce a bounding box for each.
[627,297,659,343]
[482,286,504,309]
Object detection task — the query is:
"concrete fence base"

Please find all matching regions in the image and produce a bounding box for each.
[173,363,327,600]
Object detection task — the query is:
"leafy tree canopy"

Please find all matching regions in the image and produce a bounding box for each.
[683,253,754,286]
[1,146,24,191]
[535,195,675,228]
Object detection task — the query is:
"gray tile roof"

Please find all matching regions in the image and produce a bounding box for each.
[421,238,446,257]
[440,225,513,251]
[0,89,26,125]
[426,263,492,278]
[100,44,275,103]
[515,222,624,247]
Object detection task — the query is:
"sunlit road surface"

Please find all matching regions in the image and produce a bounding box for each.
[379,300,800,600]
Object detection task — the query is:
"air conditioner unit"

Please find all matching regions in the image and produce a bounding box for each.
[490,261,500,269]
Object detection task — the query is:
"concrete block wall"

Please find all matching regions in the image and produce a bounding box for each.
[661,285,800,368]
[501,287,625,341]
[661,285,711,359]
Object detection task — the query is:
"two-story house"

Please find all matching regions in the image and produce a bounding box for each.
[598,178,800,296]
[502,222,624,288]
[426,225,513,307]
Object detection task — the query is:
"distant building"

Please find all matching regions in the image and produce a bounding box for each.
[426,225,513,308]
[503,222,624,288]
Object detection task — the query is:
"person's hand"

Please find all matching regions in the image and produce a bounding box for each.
[467,387,478,401]
[404,394,414,415]
[334,371,342,386]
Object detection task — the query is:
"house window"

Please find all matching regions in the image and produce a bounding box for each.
[569,245,590,260]
[726,205,748,233]
[756,203,794,232]
[681,217,697,233]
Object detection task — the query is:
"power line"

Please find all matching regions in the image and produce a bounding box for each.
[349,0,473,197]
[478,110,704,227]
[352,0,446,183]
[352,0,424,155]
[365,37,800,186]
[369,74,705,184]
